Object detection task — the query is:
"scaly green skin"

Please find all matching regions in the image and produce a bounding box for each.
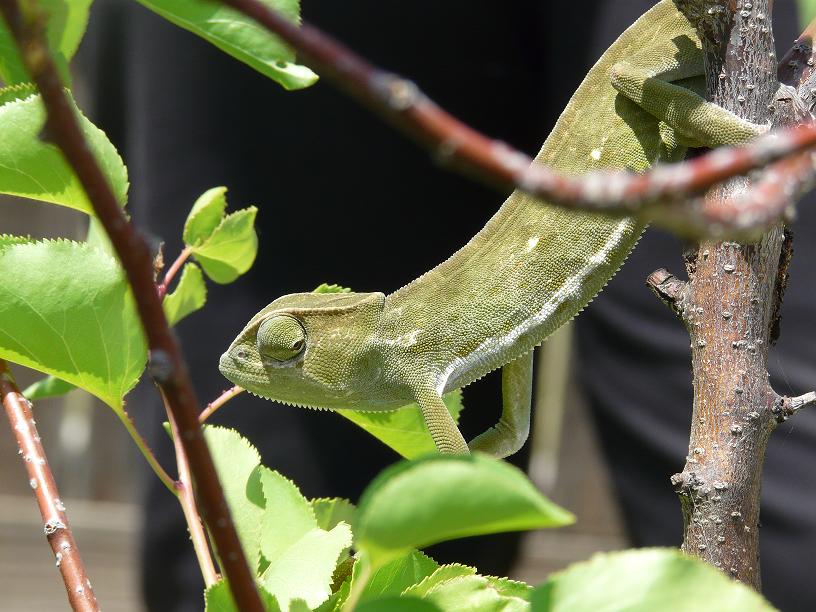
[220,1,763,457]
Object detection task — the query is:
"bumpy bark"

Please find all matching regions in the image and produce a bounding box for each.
[651,0,816,589]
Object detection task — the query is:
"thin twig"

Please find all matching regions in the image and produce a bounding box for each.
[156,246,192,300]
[219,0,816,236]
[0,360,99,611]
[163,391,220,586]
[114,408,177,494]
[0,2,263,609]
[200,386,244,423]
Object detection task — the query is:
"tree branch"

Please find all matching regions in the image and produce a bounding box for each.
[0,360,99,611]
[163,392,220,587]
[218,0,816,237]
[156,245,192,300]
[646,268,688,320]
[0,2,263,609]
[655,0,816,588]
[199,386,245,423]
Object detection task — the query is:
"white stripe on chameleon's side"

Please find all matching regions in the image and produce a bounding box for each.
[438,218,633,394]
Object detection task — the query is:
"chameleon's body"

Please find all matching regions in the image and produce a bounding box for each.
[219,1,763,456]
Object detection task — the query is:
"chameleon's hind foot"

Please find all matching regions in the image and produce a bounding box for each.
[468,351,534,459]
[468,423,528,459]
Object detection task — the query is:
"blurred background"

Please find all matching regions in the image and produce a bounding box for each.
[1,0,814,610]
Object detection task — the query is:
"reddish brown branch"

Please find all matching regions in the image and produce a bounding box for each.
[157,246,192,300]
[163,392,220,586]
[0,361,98,611]
[0,2,263,609]
[652,147,816,238]
[200,385,244,423]
[778,17,816,90]
[219,0,816,236]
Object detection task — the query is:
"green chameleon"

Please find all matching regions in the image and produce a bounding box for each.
[219,1,764,457]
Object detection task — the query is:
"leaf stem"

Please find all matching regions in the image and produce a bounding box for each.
[342,554,371,612]
[0,360,99,611]
[199,386,244,423]
[115,408,177,495]
[163,392,220,586]
[156,246,192,299]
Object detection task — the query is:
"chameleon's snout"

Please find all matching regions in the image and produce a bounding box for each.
[218,346,253,383]
[218,350,237,381]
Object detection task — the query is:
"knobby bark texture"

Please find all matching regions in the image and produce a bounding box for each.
[0,361,99,611]
[650,0,816,588]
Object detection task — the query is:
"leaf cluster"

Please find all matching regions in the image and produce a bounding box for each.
[201,427,771,612]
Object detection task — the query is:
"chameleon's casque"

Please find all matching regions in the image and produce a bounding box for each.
[220,0,762,457]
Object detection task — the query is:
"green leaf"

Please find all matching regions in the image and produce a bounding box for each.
[203,426,357,608]
[798,0,816,26]
[0,233,34,249]
[183,186,228,246]
[420,574,529,612]
[357,597,442,612]
[314,577,351,612]
[484,576,533,601]
[311,498,356,532]
[203,426,265,572]
[163,262,207,325]
[135,0,317,90]
[256,466,319,566]
[192,207,258,284]
[203,429,354,608]
[204,580,281,612]
[255,466,353,608]
[530,548,775,612]
[22,375,76,401]
[354,550,438,603]
[313,283,352,294]
[85,217,115,255]
[355,454,574,567]
[0,240,145,411]
[338,390,464,459]
[0,0,92,85]
[0,88,128,214]
[402,564,476,598]
[401,562,532,611]
[260,521,353,609]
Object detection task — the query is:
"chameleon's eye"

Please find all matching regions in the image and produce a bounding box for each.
[256,315,307,362]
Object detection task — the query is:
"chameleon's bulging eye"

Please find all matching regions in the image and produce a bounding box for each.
[257,315,307,362]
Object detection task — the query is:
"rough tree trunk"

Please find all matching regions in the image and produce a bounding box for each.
[648,0,814,589]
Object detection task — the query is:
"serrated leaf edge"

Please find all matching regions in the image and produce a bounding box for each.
[400,563,477,598]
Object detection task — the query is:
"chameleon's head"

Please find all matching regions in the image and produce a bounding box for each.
[219,291,387,409]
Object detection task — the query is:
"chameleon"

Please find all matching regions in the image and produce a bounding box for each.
[219,0,765,457]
